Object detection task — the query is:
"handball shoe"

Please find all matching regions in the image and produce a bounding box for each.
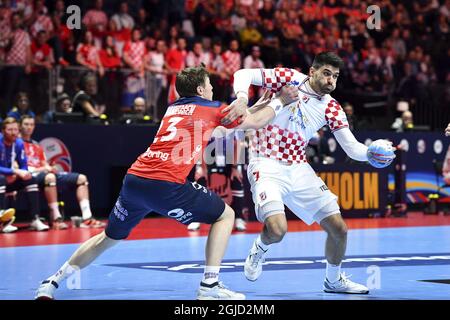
[244,239,267,281]
[197,281,245,300]
[323,273,369,294]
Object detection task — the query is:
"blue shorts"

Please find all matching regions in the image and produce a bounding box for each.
[105,174,226,240]
[33,172,80,192]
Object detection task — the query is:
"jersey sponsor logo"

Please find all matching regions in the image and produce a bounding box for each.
[39,138,72,172]
[104,252,450,273]
[142,147,169,161]
[288,102,307,129]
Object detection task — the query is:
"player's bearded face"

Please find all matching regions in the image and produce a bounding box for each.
[310,65,339,95]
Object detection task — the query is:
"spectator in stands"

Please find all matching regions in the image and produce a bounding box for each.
[222,39,242,101]
[207,41,228,102]
[111,1,135,32]
[42,93,72,123]
[72,72,104,118]
[166,37,187,104]
[99,35,122,70]
[2,12,32,111]
[144,39,167,120]
[186,40,211,67]
[343,103,357,131]
[20,115,106,229]
[30,30,54,115]
[28,0,53,40]
[7,92,35,120]
[243,45,264,69]
[82,0,108,32]
[0,117,49,231]
[122,27,147,110]
[119,97,152,124]
[76,30,105,77]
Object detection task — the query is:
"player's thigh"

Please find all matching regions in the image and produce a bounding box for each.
[56,172,80,192]
[105,174,156,240]
[284,167,338,226]
[154,180,226,225]
[247,159,287,223]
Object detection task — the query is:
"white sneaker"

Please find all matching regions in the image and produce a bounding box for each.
[323,273,369,294]
[35,280,58,300]
[197,281,245,300]
[30,218,50,231]
[187,222,201,231]
[244,239,267,281]
[234,218,247,231]
[2,223,18,233]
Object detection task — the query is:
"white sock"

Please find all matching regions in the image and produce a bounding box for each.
[49,202,62,220]
[326,262,341,283]
[255,235,269,252]
[79,199,92,220]
[202,266,220,285]
[48,262,77,284]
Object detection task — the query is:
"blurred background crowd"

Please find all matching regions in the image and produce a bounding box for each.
[0,0,448,129]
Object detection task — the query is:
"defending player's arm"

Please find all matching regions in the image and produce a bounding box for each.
[221,67,304,125]
[235,86,298,130]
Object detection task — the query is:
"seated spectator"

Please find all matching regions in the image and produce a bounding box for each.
[0,117,49,231]
[42,93,72,123]
[343,103,359,131]
[7,92,35,121]
[72,73,105,119]
[119,97,152,124]
[19,115,106,229]
[391,110,414,132]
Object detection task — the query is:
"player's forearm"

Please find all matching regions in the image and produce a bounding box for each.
[233,69,264,98]
[237,99,279,130]
[334,128,368,161]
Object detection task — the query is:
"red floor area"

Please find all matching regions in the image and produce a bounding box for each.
[1,212,450,248]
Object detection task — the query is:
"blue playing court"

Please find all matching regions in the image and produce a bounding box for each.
[2,213,450,300]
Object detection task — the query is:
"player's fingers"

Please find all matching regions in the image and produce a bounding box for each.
[221,104,233,114]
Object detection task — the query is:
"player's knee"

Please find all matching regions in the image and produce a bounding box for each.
[217,204,235,222]
[77,174,88,185]
[45,173,56,184]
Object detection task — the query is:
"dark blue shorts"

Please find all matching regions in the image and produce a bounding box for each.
[105,174,226,240]
[33,172,80,192]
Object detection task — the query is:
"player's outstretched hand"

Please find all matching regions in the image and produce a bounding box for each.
[367,139,396,168]
[221,97,248,126]
[445,123,450,137]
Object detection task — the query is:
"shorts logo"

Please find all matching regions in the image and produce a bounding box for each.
[259,191,267,201]
[113,197,128,221]
[167,208,193,223]
[252,171,260,182]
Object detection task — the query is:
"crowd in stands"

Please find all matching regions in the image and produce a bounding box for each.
[0,0,447,128]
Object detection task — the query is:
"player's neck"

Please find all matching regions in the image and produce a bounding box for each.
[306,79,324,97]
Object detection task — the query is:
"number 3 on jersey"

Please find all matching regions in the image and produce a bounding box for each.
[153,117,184,143]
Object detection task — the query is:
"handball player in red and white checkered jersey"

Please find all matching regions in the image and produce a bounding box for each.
[230,52,395,294]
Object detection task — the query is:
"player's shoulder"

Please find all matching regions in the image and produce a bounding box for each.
[171,96,222,109]
[321,95,343,110]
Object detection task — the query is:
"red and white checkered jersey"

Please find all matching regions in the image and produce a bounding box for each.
[82,9,108,29]
[76,43,98,68]
[5,29,31,65]
[250,67,348,164]
[222,50,241,75]
[29,14,54,39]
[123,40,146,69]
[185,50,211,68]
